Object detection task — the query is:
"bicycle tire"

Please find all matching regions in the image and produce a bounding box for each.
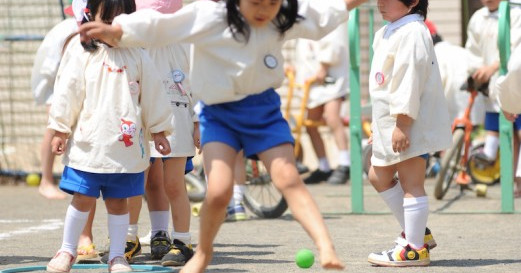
[185,168,206,202]
[434,129,465,200]
[243,159,288,218]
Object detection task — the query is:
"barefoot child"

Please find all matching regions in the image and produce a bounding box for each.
[79,0,368,271]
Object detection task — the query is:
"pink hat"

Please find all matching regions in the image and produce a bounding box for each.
[424,19,437,36]
[136,0,182,14]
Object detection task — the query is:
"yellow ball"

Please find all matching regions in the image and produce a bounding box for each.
[26,174,41,186]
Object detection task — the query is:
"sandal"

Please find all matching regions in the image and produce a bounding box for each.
[47,251,75,273]
[76,243,98,262]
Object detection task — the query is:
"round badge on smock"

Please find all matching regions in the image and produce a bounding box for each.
[129,81,140,95]
[264,54,278,69]
[172,69,185,83]
[375,72,385,85]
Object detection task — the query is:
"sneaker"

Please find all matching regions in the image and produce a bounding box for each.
[100,237,141,264]
[108,256,132,272]
[368,238,430,267]
[150,231,171,260]
[473,152,495,168]
[226,203,248,222]
[160,239,194,266]
[400,227,437,250]
[304,169,333,184]
[296,161,310,174]
[47,251,75,273]
[326,165,350,184]
[139,231,151,246]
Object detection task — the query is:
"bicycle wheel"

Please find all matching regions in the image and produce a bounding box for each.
[185,166,206,202]
[243,159,288,218]
[434,129,465,200]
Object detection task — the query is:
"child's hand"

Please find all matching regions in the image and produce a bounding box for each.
[502,110,518,122]
[152,132,171,155]
[392,114,412,153]
[472,63,498,85]
[193,122,201,153]
[78,22,123,47]
[51,131,68,155]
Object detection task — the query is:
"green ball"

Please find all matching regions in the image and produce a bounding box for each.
[295,248,314,268]
[26,174,41,186]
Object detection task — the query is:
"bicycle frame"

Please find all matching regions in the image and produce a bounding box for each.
[451,89,479,185]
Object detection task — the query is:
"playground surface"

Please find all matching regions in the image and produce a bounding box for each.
[1,177,521,273]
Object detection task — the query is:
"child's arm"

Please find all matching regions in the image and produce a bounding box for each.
[51,131,69,155]
[152,132,171,155]
[345,0,368,10]
[472,61,499,85]
[392,114,413,153]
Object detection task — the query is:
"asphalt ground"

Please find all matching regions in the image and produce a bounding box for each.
[1,175,521,273]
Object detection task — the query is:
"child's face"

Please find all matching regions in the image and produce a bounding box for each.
[480,0,500,12]
[377,0,415,22]
[239,0,282,28]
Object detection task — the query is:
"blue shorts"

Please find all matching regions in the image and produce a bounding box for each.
[150,157,193,174]
[199,88,294,159]
[418,153,429,161]
[59,166,145,199]
[484,112,521,132]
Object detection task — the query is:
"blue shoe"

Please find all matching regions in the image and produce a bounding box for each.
[226,203,248,222]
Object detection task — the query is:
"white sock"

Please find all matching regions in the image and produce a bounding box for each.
[379,182,405,230]
[150,210,170,236]
[127,224,138,241]
[338,150,350,166]
[171,231,191,246]
[59,205,89,256]
[108,213,129,262]
[403,196,429,249]
[233,184,246,205]
[483,135,499,160]
[318,157,331,172]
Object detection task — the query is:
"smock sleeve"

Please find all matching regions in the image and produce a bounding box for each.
[388,32,431,120]
[496,45,521,114]
[285,0,349,41]
[138,51,174,136]
[48,39,86,134]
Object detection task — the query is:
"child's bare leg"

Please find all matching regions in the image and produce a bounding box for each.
[163,157,190,233]
[77,203,96,254]
[259,144,344,270]
[39,127,66,199]
[181,143,236,273]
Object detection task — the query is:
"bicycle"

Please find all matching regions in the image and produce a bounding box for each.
[433,77,492,200]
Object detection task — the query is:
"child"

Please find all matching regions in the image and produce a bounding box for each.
[79,0,368,272]
[293,23,351,185]
[496,44,521,197]
[31,3,77,200]
[45,0,173,272]
[465,0,521,169]
[366,0,451,267]
[121,0,199,266]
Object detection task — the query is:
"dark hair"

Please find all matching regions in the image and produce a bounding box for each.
[80,0,136,51]
[399,0,428,19]
[432,33,442,45]
[225,0,301,42]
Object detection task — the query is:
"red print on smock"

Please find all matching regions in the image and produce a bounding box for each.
[119,119,136,147]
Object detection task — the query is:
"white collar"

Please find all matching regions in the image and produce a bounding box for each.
[484,9,499,19]
[383,14,424,39]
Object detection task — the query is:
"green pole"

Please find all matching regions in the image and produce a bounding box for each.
[348,8,364,213]
[498,1,514,213]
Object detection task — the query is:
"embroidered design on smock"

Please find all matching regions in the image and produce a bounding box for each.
[103,62,127,73]
[139,128,145,158]
[119,118,136,147]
